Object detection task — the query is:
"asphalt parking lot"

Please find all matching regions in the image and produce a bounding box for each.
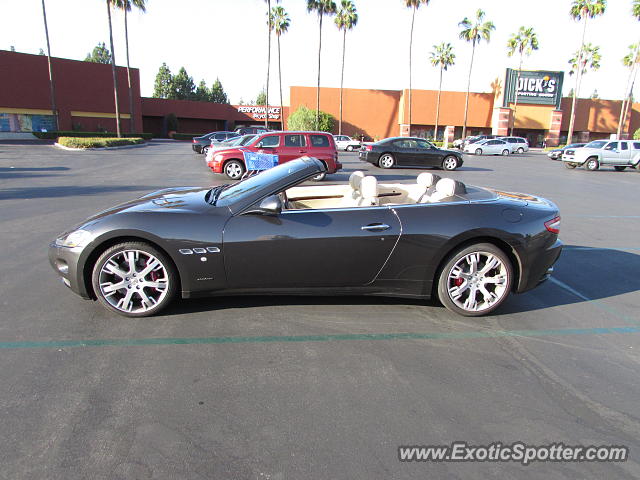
[1,141,639,479]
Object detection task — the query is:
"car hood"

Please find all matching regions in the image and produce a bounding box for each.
[439,148,462,155]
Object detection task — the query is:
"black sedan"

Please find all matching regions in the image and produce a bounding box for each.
[547,143,586,160]
[359,137,464,171]
[49,158,562,318]
[191,131,238,154]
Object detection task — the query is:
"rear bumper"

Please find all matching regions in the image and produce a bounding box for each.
[517,238,563,293]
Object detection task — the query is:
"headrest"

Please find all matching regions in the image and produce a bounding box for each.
[360,176,377,198]
[417,172,440,187]
[349,171,365,190]
[435,178,457,197]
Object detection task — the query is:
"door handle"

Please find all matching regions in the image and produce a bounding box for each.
[299,150,307,153]
[361,223,390,231]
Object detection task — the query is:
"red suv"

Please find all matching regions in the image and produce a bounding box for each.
[207,131,341,180]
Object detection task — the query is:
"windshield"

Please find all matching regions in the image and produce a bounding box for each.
[585,140,607,149]
[239,134,257,146]
[214,159,316,205]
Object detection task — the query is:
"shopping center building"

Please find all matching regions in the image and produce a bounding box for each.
[1,49,638,147]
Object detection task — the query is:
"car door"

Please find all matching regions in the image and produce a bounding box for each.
[618,141,632,165]
[279,134,308,163]
[392,139,414,166]
[412,139,440,166]
[222,206,401,288]
[601,142,620,165]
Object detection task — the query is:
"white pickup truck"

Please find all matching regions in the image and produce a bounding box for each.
[562,139,640,171]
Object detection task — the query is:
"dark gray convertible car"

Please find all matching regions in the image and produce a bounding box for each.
[49,158,562,318]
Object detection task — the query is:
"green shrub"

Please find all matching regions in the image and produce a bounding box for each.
[33,131,153,140]
[287,105,335,132]
[634,128,640,140]
[171,133,200,140]
[544,144,566,151]
[57,137,145,149]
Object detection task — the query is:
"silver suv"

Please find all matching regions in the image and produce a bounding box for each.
[562,140,640,171]
[498,136,529,154]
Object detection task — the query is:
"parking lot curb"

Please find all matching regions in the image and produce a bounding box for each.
[53,142,149,151]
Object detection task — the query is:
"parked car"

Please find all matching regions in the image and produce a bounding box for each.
[464,139,511,156]
[334,135,361,151]
[562,139,640,171]
[192,131,239,154]
[547,143,586,160]
[49,157,562,318]
[234,126,270,136]
[498,136,529,154]
[207,131,341,180]
[203,134,257,158]
[359,137,463,171]
[455,135,497,150]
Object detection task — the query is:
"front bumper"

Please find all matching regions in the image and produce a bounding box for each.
[48,243,91,299]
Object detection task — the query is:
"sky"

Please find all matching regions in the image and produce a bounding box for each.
[1,0,638,105]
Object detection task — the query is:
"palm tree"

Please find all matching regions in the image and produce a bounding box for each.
[566,0,606,144]
[111,0,146,134]
[567,44,602,129]
[506,27,539,136]
[264,1,281,129]
[335,0,358,135]
[40,0,57,130]
[270,6,290,130]
[617,43,639,138]
[403,0,430,134]
[307,0,337,129]
[105,0,121,137]
[429,43,455,141]
[459,9,495,139]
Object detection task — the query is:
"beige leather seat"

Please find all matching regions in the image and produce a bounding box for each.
[407,172,441,203]
[359,176,378,206]
[340,171,365,207]
[424,178,457,203]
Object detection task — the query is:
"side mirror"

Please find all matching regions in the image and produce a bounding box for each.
[247,194,282,215]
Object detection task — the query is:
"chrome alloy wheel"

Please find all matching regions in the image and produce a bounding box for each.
[225,161,244,179]
[379,154,394,168]
[443,156,458,170]
[98,249,169,314]
[446,251,509,313]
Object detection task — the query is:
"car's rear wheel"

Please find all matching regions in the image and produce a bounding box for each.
[564,162,577,169]
[442,156,459,171]
[437,243,513,317]
[202,146,209,156]
[614,166,626,171]
[378,153,395,169]
[92,242,177,317]
[585,158,599,171]
[224,160,245,179]
[312,172,327,181]
[501,149,510,156]
[475,148,482,155]
[517,147,525,154]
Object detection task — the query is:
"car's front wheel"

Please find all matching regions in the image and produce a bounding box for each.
[312,172,327,181]
[501,149,510,156]
[475,148,482,155]
[378,153,395,169]
[564,162,577,169]
[202,146,209,156]
[437,243,513,317]
[585,158,599,171]
[92,242,178,317]
[224,160,245,179]
[346,145,354,152]
[442,156,459,171]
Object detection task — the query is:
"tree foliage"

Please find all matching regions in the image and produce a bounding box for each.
[152,64,229,103]
[287,105,335,132]
[209,78,230,104]
[84,42,112,64]
[256,89,267,105]
[153,63,173,99]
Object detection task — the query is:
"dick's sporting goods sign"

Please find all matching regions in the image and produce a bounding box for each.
[503,69,564,108]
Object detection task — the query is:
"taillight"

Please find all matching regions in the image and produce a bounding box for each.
[364,144,373,151]
[192,138,197,143]
[544,216,561,234]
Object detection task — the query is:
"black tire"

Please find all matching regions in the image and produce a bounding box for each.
[517,147,525,154]
[501,149,510,156]
[614,166,626,171]
[475,148,482,155]
[564,162,577,169]
[224,159,245,179]
[346,145,354,152]
[442,155,459,171]
[378,153,395,169]
[91,241,178,318]
[436,243,513,317]
[202,146,209,156]
[585,157,599,171]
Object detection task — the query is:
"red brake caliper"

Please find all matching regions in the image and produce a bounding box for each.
[454,278,464,287]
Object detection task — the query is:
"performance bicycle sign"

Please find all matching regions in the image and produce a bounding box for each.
[237,106,281,120]
[503,69,564,109]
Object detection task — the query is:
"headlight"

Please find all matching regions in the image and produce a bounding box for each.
[214,154,223,162]
[54,229,93,248]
